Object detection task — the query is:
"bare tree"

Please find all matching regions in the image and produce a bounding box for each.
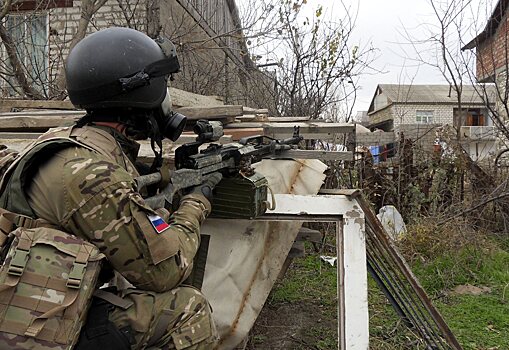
[399,0,479,137]
[0,0,376,118]
[0,0,11,20]
[397,0,509,229]
[240,0,378,120]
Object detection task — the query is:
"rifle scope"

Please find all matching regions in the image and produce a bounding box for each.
[194,120,224,143]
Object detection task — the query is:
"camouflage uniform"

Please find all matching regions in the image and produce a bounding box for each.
[2,125,218,349]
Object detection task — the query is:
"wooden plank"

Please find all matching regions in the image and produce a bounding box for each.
[263,122,355,140]
[235,115,269,122]
[0,132,233,144]
[0,99,76,110]
[242,107,269,115]
[0,115,81,130]
[0,110,85,117]
[0,132,41,139]
[225,122,264,129]
[172,133,233,144]
[266,132,352,140]
[0,106,240,131]
[355,132,395,146]
[223,128,264,141]
[278,150,353,161]
[267,117,311,122]
[169,87,224,108]
[0,89,225,111]
[174,105,243,119]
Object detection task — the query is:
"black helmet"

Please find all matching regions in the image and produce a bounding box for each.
[66,27,180,110]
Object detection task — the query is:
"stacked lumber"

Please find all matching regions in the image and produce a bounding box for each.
[0,89,359,161]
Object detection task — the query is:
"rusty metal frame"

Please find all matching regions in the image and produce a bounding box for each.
[355,195,462,350]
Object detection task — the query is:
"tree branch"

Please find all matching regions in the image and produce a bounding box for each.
[0,0,11,21]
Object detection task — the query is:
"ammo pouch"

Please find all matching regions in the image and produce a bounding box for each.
[0,225,104,349]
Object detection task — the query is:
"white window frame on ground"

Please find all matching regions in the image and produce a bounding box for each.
[416,110,434,124]
[1,12,49,97]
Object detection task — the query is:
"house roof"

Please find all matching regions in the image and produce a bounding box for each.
[368,84,495,115]
[462,0,509,50]
[378,84,493,103]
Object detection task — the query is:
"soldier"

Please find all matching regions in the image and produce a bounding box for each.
[0,27,219,349]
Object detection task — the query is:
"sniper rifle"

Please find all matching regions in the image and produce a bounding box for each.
[136,120,303,218]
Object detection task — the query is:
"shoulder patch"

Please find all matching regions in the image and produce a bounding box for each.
[147,214,170,234]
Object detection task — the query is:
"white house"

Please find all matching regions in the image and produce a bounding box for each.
[367,84,498,161]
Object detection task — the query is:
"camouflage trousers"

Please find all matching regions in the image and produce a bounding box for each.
[109,286,218,350]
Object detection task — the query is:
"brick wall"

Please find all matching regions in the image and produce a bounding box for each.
[48,0,145,89]
[477,10,509,81]
[391,103,489,128]
[5,0,255,103]
[392,104,453,127]
[371,104,457,128]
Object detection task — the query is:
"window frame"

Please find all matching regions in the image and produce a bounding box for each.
[1,11,49,97]
[415,110,434,124]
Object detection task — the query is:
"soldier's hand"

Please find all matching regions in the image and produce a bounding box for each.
[189,172,222,201]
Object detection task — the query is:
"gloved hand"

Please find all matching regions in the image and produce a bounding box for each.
[188,172,223,201]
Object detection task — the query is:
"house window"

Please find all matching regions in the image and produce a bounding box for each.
[1,13,48,97]
[416,110,434,124]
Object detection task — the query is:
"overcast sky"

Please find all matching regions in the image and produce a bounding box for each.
[239,0,497,116]
[349,0,446,113]
[313,0,495,114]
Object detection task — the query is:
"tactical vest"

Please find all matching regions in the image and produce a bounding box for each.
[0,125,134,349]
[0,125,137,217]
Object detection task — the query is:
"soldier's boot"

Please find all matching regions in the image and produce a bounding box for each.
[109,286,218,350]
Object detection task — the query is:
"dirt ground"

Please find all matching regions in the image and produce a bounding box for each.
[243,300,337,350]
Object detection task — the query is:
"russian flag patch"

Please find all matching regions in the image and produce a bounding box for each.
[147,214,170,234]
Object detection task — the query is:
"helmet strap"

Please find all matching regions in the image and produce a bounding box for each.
[77,110,164,171]
[147,114,163,172]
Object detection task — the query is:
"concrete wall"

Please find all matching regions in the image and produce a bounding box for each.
[373,92,388,111]
[369,106,393,126]
[463,140,499,162]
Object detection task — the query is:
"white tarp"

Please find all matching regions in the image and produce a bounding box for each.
[201,159,327,349]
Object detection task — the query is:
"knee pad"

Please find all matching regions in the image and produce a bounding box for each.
[74,297,135,350]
